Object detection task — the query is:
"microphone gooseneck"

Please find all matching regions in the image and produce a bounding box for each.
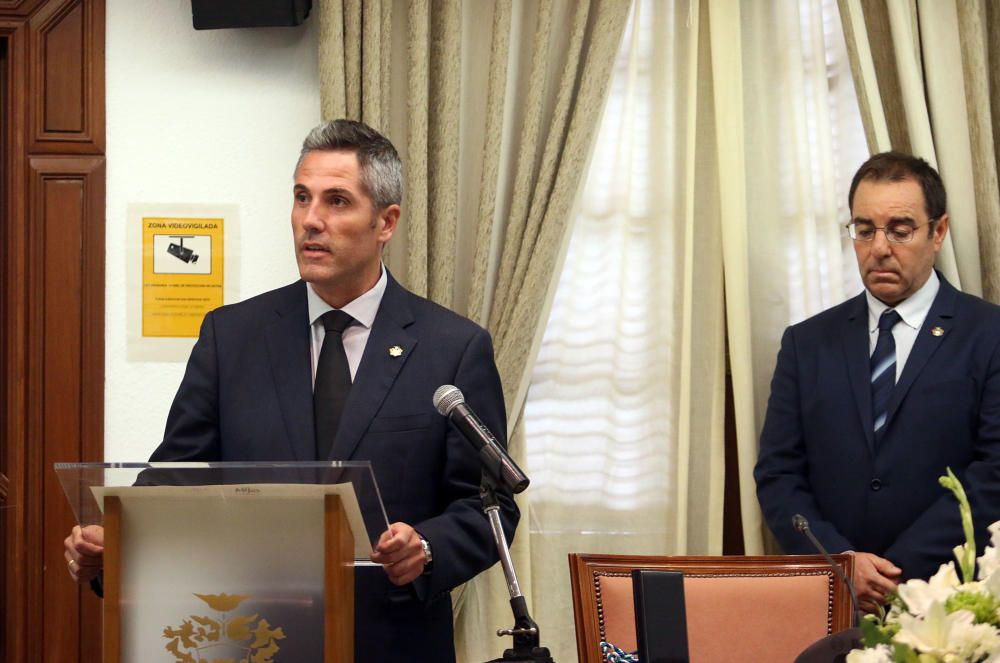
[792,513,861,627]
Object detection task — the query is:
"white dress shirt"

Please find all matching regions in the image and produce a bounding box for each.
[865,270,939,381]
[306,266,387,384]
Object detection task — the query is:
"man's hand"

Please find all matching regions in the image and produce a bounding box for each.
[370,522,428,586]
[851,552,902,613]
[64,525,105,584]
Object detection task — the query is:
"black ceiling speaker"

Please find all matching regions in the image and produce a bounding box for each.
[191,0,312,30]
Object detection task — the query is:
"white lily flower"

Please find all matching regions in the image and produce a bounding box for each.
[989,521,1000,549]
[980,549,1000,582]
[895,602,966,654]
[897,563,961,616]
[979,522,1000,579]
[968,627,1000,660]
[895,602,1000,659]
[961,625,1000,661]
[864,482,1000,659]
[845,644,892,663]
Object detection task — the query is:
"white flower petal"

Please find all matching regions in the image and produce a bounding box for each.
[988,521,1000,549]
[894,603,973,656]
[897,564,960,616]
[846,645,892,663]
[979,550,1000,581]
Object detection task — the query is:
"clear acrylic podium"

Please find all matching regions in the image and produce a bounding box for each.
[55,461,390,663]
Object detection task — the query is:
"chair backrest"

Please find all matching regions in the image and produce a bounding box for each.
[568,553,855,663]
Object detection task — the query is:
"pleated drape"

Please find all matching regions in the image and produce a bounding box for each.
[318,0,392,127]
[316,2,630,661]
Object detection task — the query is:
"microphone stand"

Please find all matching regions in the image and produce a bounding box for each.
[480,471,555,663]
[793,515,861,628]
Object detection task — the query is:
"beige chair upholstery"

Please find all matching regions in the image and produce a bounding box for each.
[568,553,855,663]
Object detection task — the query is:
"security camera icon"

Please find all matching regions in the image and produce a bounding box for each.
[167,235,199,264]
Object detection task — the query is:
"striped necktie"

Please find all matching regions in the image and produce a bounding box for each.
[871,309,901,438]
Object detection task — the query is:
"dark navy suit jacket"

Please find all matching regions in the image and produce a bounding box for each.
[147,272,519,662]
[754,274,1000,580]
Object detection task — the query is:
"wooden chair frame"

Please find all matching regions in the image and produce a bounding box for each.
[569,553,855,663]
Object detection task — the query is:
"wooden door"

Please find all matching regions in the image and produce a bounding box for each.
[1,1,105,661]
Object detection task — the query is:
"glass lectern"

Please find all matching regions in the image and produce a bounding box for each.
[55,461,389,663]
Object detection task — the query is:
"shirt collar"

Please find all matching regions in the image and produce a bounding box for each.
[865,269,939,333]
[306,264,387,329]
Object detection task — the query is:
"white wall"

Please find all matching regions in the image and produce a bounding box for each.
[105,0,321,460]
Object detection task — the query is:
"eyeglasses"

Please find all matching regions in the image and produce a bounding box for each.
[845,219,936,244]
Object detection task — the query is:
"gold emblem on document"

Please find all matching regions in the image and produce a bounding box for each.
[389,345,404,357]
[931,326,945,337]
[163,592,286,663]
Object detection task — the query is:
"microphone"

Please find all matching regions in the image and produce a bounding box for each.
[793,514,861,627]
[433,385,530,494]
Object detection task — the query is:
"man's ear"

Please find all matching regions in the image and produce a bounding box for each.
[377,204,401,243]
[932,213,949,252]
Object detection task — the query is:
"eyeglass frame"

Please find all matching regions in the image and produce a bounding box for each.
[844,218,939,244]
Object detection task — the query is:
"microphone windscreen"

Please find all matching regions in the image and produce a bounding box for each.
[792,514,809,533]
[433,385,465,416]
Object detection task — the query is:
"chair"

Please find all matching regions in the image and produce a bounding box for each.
[568,553,855,663]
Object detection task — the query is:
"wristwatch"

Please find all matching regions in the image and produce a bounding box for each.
[419,535,433,565]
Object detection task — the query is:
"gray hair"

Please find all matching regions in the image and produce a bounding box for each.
[296,119,403,211]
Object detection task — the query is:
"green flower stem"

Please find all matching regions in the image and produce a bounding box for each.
[939,467,976,584]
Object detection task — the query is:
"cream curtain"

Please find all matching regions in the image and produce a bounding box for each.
[317,2,630,662]
[321,0,630,383]
[732,0,870,552]
[522,3,871,657]
[318,0,392,128]
[521,3,728,657]
[637,0,870,562]
[838,0,1000,302]
[317,0,872,659]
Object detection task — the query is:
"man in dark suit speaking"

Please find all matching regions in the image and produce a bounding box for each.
[755,152,1000,613]
[64,119,519,662]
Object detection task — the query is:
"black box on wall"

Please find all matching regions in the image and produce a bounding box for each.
[192,0,312,29]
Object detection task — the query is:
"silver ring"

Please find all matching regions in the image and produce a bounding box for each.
[67,559,76,571]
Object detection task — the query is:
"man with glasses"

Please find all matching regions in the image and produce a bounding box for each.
[755,152,1000,613]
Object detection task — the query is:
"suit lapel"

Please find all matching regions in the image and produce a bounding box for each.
[264,283,316,461]
[882,276,956,435]
[842,293,876,452]
[328,275,417,461]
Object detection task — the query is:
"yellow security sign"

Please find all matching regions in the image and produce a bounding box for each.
[142,217,224,337]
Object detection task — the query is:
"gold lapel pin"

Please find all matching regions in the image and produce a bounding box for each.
[389,345,404,357]
[930,326,945,337]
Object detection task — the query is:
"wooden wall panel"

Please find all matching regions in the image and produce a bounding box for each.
[0,0,44,17]
[36,170,85,662]
[30,0,104,152]
[28,158,105,663]
[42,2,83,132]
[0,468,6,663]
[2,1,105,662]
[2,21,31,663]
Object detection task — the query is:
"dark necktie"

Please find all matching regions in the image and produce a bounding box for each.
[870,309,901,439]
[314,310,355,460]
